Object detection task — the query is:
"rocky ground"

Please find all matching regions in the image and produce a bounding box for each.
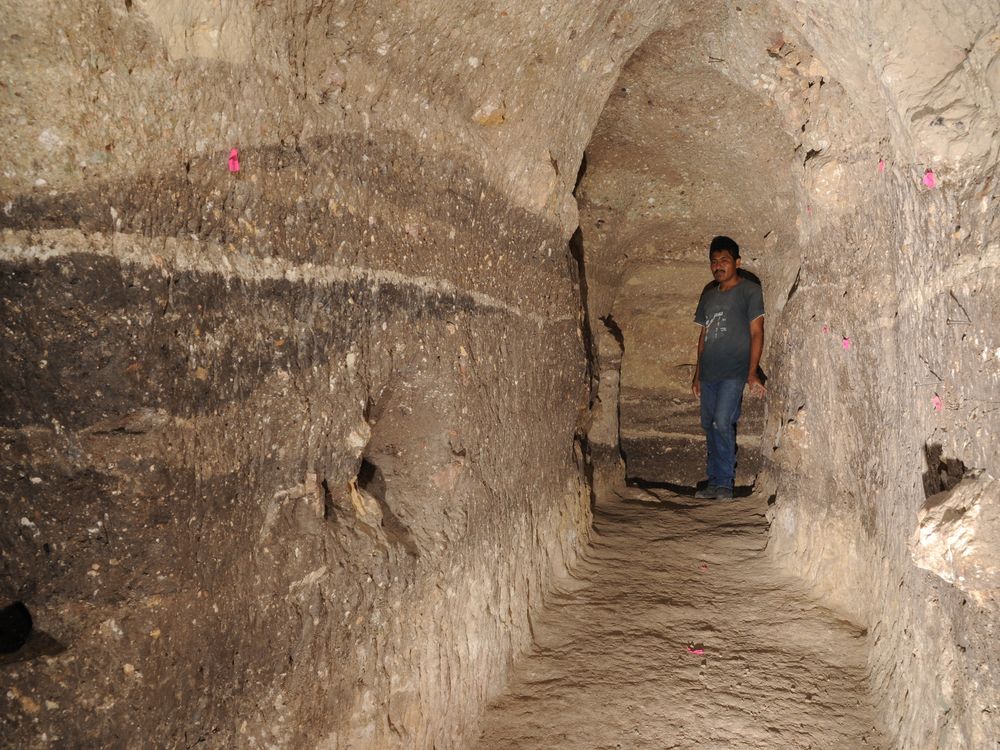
[476,482,886,749]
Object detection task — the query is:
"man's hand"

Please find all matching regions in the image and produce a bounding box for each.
[691,377,701,399]
[747,372,766,398]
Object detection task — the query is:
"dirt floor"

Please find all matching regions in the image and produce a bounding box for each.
[476,486,887,749]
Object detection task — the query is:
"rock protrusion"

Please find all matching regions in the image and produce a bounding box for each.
[911,473,1000,607]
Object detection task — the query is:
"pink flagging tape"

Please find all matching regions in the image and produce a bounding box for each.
[922,170,937,188]
[686,646,705,655]
[932,394,943,412]
[878,159,885,173]
[228,148,240,173]
[842,337,852,351]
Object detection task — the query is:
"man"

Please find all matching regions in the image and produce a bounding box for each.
[691,235,765,500]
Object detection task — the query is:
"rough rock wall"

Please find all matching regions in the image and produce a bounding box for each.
[756,2,1000,747]
[575,0,1000,745]
[0,1,671,746]
[1,146,586,748]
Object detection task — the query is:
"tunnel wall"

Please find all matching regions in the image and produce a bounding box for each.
[1,144,588,747]
[0,1,667,746]
[756,3,1000,747]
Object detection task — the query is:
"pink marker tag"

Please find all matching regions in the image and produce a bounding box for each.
[922,170,936,188]
[931,394,943,412]
[228,148,240,173]
[686,646,705,655]
[699,563,708,572]
[842,337,852,351]
[878,159,885,173]
[822,325,829,334]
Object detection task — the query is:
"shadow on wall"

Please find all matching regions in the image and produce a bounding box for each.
[922,443,967,498]
[0,601,65,667]
[627,477,755,499]
[356,457,421,558]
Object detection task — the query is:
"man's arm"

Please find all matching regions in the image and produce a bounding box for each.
[692,325,706,398]
[747,315,765,396]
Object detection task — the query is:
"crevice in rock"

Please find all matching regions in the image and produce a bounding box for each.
[785,267,801,304]
[600,314,624,349]
[921,443,967,498]
[321,477,337,521]
[574,434,597,511]
[0,601,32,654]
[357,456,386,502]
[803,148,823,164]
[569,226,595,399]
[357,456,420,558]
[601,314,626,467]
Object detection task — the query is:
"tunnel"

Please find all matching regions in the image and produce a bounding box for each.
[1,1,999,747]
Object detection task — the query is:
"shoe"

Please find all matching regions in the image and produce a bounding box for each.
[714,487,734,500]
[694,485,721,499]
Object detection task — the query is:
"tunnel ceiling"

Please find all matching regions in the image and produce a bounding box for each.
[578,0,798,278]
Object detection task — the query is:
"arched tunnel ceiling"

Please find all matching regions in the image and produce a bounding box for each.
[578,1,797,275]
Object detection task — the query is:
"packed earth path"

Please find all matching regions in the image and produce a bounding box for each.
[476,485,887,749]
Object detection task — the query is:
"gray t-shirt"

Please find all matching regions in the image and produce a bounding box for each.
[694,278,765,382]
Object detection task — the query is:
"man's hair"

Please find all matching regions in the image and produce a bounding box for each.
[709,235,740,259]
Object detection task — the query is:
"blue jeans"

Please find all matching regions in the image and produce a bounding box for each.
[699,378,744,490]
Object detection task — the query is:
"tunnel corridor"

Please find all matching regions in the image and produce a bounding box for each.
[470,17,890,742]
[476,488,883,749]
[575,6,797,488]
[2,1,999,748]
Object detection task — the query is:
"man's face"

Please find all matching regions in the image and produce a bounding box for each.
[710,250,740,285]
